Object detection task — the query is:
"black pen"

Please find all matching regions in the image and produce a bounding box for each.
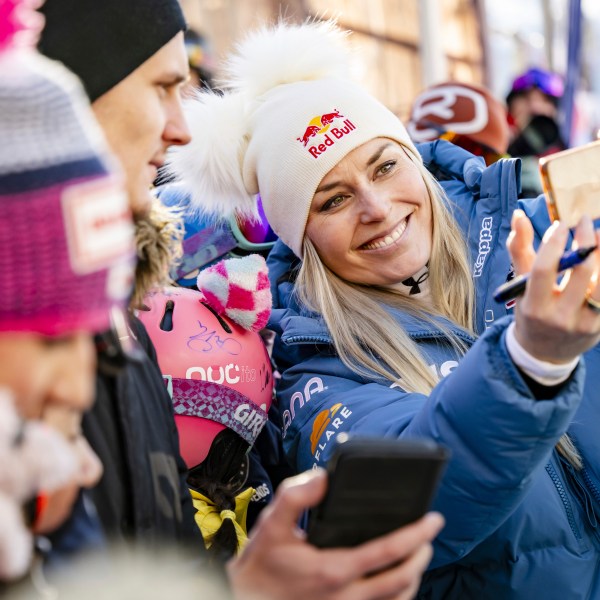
[493,245,598,303]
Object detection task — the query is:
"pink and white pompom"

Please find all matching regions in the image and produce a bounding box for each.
[0,0,44,53]
[196,254,272,332]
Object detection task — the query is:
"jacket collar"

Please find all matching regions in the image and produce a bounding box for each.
[272,305,475,347]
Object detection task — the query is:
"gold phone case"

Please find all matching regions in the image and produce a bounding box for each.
[539,139,600,228]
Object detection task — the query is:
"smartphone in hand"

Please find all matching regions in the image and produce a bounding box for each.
[539,139,600,228]
[307,434,449,548]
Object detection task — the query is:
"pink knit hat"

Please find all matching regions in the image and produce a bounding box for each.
[0,2,135,336]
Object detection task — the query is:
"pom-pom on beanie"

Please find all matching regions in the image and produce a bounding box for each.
[196,254,272,333]
[38,0,186,102]
[167,20,419,258]
[0,4,135,336]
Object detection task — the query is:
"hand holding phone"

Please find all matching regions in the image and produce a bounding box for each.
[540,140,600,228]
[307,434,449,548]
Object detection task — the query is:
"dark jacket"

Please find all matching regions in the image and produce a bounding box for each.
[83,315,204,552]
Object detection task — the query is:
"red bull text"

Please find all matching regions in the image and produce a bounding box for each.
[296,110,357,158]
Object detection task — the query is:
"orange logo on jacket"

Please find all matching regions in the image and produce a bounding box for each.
[310,403,342,454]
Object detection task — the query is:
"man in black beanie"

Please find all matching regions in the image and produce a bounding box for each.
[39,0,191,217]
[39,4,443,598]
[39,0,200,554]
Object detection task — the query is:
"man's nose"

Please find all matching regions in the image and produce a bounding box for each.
[164,98,192,147]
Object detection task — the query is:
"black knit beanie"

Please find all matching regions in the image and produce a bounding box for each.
[38,0,187,102]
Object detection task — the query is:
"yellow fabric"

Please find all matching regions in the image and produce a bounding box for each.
[190,487,254,554]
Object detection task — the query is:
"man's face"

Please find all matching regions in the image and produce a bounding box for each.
[509,88,558,132]
[92,32,191,218]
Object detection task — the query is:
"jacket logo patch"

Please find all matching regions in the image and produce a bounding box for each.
[473,216,493,278]
[309,404,352,467]
[282,377,327,438]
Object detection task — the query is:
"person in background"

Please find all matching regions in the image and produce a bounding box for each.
[138,263,275,563]
[39,3,444,597]
[407,80,509,166]
[0,0,135,586]
[167,19,600,599]
[506,67,567,197]
[155,183,288,531]
[184,27,216,92]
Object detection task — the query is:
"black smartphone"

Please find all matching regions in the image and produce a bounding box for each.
[307,434,449,548]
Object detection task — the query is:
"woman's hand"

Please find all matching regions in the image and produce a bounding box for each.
[227,469,444,600]
[507,210,600,363]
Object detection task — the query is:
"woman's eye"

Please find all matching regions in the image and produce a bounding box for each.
[377,160,396,176]
[321,195,345,211]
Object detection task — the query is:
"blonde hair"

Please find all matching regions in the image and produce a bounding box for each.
[295,144,582,468]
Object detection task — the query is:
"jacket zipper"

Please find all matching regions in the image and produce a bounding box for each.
[286,329,475,346]
[559,457,598,529]
[582,467,600,508]
[546,462,582,540]
[285,335,332,345]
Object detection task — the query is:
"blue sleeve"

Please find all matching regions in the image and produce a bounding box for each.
[279,319,584,568]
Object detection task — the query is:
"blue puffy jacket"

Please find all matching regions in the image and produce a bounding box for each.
[267,140,600,599]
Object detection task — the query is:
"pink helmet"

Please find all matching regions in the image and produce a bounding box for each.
[138,286,273,468]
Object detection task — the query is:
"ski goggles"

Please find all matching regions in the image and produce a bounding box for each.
[230,194,278,251]
[510,68,564,99]
[157,185,277,287]
[173,213,277,287]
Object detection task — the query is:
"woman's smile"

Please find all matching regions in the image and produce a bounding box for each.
[359,215,411,251]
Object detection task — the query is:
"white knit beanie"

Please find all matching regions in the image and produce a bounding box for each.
[167,20,419,257]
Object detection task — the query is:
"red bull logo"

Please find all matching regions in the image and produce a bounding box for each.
[296,110,356,158]
[297,125,322,147]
